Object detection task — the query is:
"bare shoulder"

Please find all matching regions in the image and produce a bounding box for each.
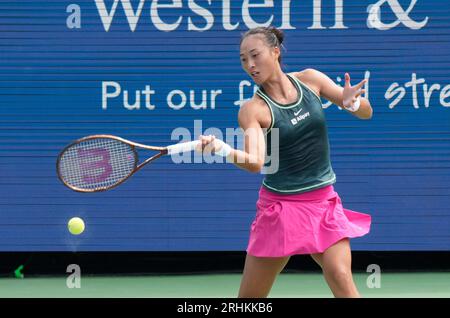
[290,69,322,96]
[238,95,271,129]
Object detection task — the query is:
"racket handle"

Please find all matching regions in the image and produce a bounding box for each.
[167,140,200,155]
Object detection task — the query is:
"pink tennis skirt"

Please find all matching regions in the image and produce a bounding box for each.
[247,185,371,257]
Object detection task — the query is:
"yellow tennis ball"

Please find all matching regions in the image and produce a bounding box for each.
[68,217,85,235]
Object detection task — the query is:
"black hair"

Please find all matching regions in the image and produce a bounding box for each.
[240,26,285,63]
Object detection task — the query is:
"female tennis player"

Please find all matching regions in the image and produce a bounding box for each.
[198,27,372,298]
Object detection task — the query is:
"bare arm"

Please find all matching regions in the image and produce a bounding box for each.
[232,102,266,173]
[301,69,373,119]
[197,101,265,173]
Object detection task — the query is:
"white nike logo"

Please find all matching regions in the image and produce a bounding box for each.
[294,108,303,116]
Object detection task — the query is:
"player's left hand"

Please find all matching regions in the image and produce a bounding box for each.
[343,73,367,109]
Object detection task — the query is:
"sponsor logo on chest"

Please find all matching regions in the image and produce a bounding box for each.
[290,108,310,125]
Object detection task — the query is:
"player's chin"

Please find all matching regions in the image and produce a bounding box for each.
[251,75,263,85]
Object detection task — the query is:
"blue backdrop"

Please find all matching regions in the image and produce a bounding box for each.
[1,0,449,251]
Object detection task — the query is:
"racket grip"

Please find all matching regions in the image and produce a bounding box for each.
[167,140,200,155]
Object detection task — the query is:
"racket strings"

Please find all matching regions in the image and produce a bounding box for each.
[58,138,136,191]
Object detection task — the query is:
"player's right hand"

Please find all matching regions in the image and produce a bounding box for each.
[196,135,226,155]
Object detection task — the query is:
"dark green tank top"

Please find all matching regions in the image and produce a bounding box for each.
[257,73,336,194]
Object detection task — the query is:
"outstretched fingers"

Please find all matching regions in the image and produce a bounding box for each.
[355,89,366,98]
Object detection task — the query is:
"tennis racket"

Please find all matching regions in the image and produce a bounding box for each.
[56,134,199,193]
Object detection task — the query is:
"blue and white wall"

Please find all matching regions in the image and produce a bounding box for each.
[1,0,449,251]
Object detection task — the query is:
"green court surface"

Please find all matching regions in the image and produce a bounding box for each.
[1,272,449,298]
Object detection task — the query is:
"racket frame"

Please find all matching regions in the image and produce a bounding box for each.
[56,134,169,193]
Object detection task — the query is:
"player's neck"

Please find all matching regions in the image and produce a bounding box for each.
[261,70,296,104]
